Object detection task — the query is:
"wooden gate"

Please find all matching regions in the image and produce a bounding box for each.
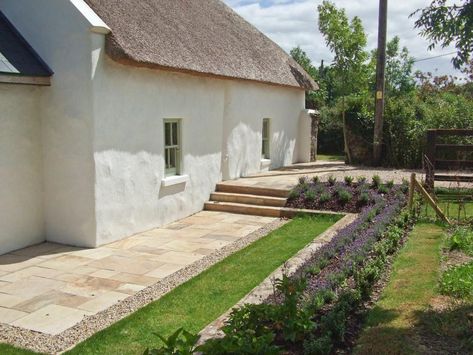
[425,129,473,189]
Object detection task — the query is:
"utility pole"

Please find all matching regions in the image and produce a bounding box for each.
[373,0,388,166]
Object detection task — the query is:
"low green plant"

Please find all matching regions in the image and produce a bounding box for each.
[378,185,389,194]
[328,175,337,186]
[337,189,353,205]
[305,190,316,202]
[344,176,354,186]
[288,189,299,200]
[143,328,201,355]
[298,176,308,185]
[386,180,395,189]
[371,175,382,189]
[357,176,367,185]
[312,176,320,184]
[357,192,370,206]
[448,227,473,256]
[440,262,473,299]
[319,192,331,204]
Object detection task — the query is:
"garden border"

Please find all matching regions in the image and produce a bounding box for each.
[198,213,357,344]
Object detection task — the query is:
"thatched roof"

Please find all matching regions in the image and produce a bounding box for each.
[84,0,317,90]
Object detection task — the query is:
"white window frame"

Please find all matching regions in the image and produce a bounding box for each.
[164,119,182,177]
[262,118,271,160]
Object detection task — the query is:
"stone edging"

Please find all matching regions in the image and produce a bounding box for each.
[198,213,358,343]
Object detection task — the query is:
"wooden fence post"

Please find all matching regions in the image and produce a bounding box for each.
[425,130,437,190]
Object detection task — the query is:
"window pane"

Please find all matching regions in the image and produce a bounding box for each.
[169,147,176,169]
[263,119,269,139]
[165,123,171,146]
[172,122,178,145]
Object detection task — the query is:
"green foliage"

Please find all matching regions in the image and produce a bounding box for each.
[318,1,369,97]
[305,190,317,202]
[312,176,320,184]
[319,192,331,204]
[357,176,367,185]
[327,175,337,186]
[413,0,473,69]
[337,189,353,204]
[144,328,201,355]
[358,192,370,206]
[386,180,395,189]
[344,175,354,186]
[371,175,382,189]
[440,262,473,299]
[378,185,389,195]
[448,227,473,255]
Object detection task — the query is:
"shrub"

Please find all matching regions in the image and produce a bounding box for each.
[288,189,299,200]
[344,176,354,186]
[328,175,337,186]
[311,176,320,184]
[386,180,395,189]
[358,192,370,206]
[378,185,389,194]
[440,262,473,299]
[337,189,353,204]
[448,227,473,256]
[305,190,316,202]
[371,175,382,189]
[357,176,367,185]
[298,176,308,185]
[319,192,331,204]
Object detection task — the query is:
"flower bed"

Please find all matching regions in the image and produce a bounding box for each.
[286,175,408,213]
[144,177,415,354]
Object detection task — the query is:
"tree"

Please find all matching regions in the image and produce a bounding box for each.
[318,1,370,163]
[413,0,473,69]
[290,46,329,108]
[369,36,416,95]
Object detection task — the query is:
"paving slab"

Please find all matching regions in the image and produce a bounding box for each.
[0,211,276,337]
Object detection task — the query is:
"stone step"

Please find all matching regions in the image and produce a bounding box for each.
[204,201,283,218]
[210,192,287,207]
[215,183,290,198]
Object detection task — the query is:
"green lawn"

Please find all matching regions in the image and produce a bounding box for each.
[355,223,444,354]
[317,154,345,162]
[59,213,340,354]
[421,200,473,221]
[0,345,38,355]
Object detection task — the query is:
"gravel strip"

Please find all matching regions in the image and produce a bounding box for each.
[0,218,289,354]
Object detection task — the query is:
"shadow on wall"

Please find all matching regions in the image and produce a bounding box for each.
[225,122,260,179]
[272,131,295,168]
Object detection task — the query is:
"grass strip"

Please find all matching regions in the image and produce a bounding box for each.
[355,223,444,354]
[61,213,341,354]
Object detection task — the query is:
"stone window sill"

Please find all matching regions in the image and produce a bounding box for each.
[261,159,271,169]
[161,175,189,187]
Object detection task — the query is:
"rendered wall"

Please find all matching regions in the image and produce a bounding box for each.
[91,53,306,245]
[0,85,45,255]
[222,81,305,180]
[2,0,98,247]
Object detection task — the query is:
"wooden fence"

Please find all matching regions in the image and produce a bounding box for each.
[425,129,473,189]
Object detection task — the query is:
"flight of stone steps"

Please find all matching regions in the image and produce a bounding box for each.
[204,183,291,217]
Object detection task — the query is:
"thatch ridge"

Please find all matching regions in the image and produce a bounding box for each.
[85,0,317,90]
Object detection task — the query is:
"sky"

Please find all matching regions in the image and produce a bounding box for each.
[223,0,461,77]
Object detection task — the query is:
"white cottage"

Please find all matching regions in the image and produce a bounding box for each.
[0,0,317,255]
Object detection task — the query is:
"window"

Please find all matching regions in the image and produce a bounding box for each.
[164,119,181,176]
[262,118,270,160]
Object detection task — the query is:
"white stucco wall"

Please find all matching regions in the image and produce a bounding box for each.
[0,85,45,255]
[1,1,309,251]
[91,52,306,245]
[2,0,98,247]
[222,81,305,180]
